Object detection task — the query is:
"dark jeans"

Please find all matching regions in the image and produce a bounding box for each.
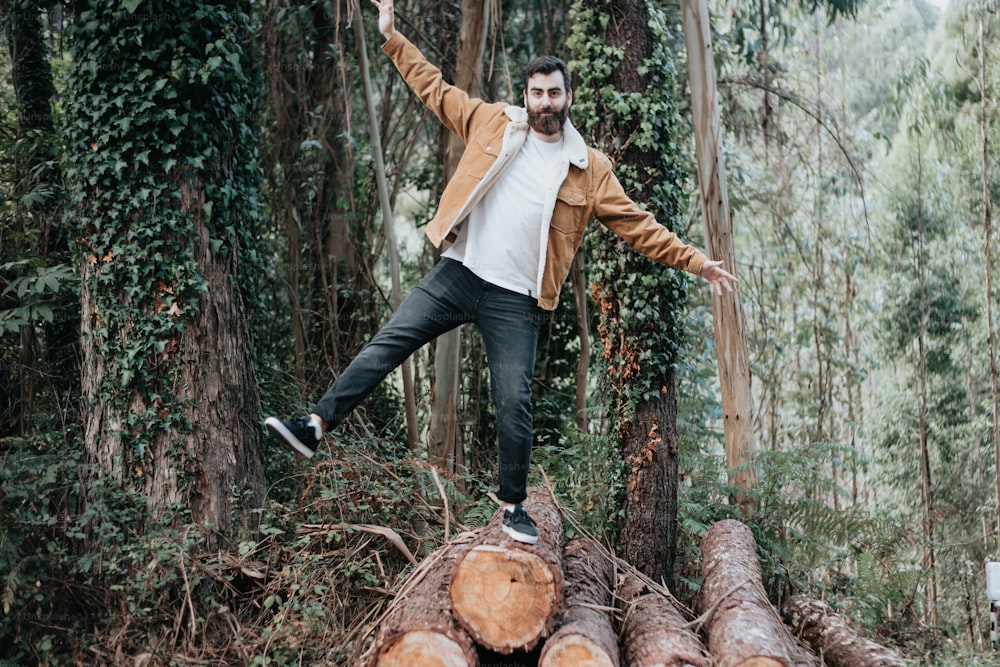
[310,258,541,504]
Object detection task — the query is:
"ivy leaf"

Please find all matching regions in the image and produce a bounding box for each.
[122,0,142,13]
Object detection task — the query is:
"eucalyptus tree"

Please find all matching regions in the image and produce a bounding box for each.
[64,0,264,548]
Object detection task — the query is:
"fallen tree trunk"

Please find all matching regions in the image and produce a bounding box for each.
[618,573,711,667]
[450,487,564,654]
[699,520,820,667]
[369,537,478,667]
[783,594,906,667]
[538,538,619,667]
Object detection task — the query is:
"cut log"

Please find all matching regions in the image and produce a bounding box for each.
[450,487,564,653]
[783,594,906,667]
[370,538,478,667]
[699,520,820,667]
[538,538,619,667]
[617,573,710,667]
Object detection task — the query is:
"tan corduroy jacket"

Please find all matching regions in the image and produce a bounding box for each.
[383,32,708,311]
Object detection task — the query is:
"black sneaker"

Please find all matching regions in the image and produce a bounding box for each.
[501,504,539,545]
[265,416,321,458]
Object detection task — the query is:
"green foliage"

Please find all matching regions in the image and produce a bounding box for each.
[568,1,692,419]
[0,428,458,664]
[532,428,625,539]
[0,260,77,334]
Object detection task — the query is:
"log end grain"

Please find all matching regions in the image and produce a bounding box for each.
[450,544,557,652]
[539,634,616,667]
[376,630,474,667]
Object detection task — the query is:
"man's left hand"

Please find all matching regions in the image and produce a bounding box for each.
[700,260,738,297]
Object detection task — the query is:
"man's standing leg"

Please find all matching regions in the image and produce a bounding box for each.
[475,285,542,543]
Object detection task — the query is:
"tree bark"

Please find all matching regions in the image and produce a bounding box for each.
[538,538,619,667]
[681,0,758,515]
[782,595,906,667]
[70,0,264,549]
[450,488,563,653]
[618,573,711,667]
[699,520,819,667]
[370,540,478,667]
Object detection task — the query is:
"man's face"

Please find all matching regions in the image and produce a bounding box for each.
[524,71,572,138]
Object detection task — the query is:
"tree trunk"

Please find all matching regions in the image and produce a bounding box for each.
[428,0,490,473]
[369,539,478,667]
[450,488,563,653]
[617,373,680,584]
[69,0,264,549]
[355,12,419,449]
[538,538,619,667]
[980,0,1000,556]
[783,595,906,667]
[618,573,711,667]
[699,520,819,667]
[582,0,682,587]
[681,0,758,515]
[4,0,73,438]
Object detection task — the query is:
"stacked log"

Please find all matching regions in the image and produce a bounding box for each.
[783,594,907,667]
[538,538,619,666]
[368,537,478,667]
[698,519,820,667]
[367,501,912,667]
[617,573,710,667]
[449,488,565,654]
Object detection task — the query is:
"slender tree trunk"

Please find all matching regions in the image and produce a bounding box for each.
[355,10,419,449]
[4,0,73,437]
[980,1,1000,557]
[681,0,758,514]
[428,0,490,473]
[913,146,938,629]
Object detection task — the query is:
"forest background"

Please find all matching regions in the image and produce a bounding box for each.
[1,0,999,664]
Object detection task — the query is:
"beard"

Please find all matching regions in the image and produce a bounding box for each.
[527,105,568,137]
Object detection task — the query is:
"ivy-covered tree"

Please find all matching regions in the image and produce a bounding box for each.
[569,0,692,584]
[64,0,264,547]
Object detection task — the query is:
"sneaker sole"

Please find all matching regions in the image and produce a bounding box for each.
[264,417,316,458]
[501,523,539,545]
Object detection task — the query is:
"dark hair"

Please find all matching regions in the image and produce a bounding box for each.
[521,56,572,93]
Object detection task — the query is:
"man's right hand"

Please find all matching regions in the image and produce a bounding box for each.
[371,0,397,40]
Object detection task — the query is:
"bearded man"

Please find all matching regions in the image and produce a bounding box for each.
[266,0,738,544]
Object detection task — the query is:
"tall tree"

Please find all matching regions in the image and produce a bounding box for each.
[64,0,264,548]
[570,0,690,583]
[681,0,758,513]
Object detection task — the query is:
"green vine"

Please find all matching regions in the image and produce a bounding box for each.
[568,0,691,421]
[63,0,261,461]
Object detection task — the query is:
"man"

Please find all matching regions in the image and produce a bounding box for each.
[265,0,738,545]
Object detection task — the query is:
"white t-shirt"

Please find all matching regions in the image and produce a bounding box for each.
[443,133,565,296]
